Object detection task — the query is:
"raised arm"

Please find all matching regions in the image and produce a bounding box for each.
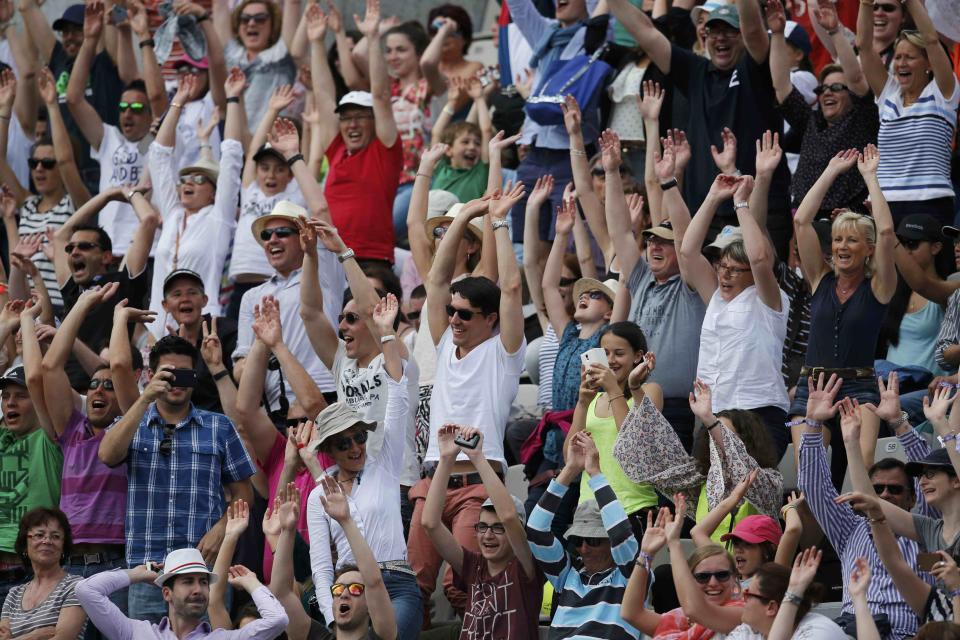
[608,0,672,72]
[487,130,521,196]
[522,174,553,332]
[765,0,793,104]
[36,68,89,207]
[268,117,329,222]
[858,145,896,304]
[690,470,757,547]
[621,508,667,635]
[355,0,397,148]
[420,18,454,97]
[734,176,782,310]
[814,2,869,96]
[209,499,249,630]
[856,0,887,96]
[233,337,279,464]
[408,143,447,281]
[200,317,243,426]
[905,0,955,98]
[296,219,339,371]
[129,1,169,115]
[108,302,154,413]
[490,183,527,354]
[306,3,339,155]
[242,87,295,187]
[65,1,106,150]
[562,97,611,264]
[16,0,56,63]
[681,175,735,303]
[421,425,469,573]
[600,129,642,276]
[124,189,161,279]
[543,198,575,338]
[211,0,232,55]
[6,28,38,139]
[270,485,314,640]
[735,0,769,63]
[155,74,194,148]
[638,81,664,225]
[768,549,825,640]
[98,369,171,466]
[20,301,53,441]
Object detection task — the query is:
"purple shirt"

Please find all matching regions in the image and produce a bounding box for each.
[58,410,127,544]
[75,570,288,639]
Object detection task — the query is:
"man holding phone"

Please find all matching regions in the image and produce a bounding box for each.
[98,336,256,624]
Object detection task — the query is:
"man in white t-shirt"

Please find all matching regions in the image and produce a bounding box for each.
[406,188,527,616]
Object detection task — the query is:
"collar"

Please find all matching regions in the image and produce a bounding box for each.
[156,617,211,636]
[269,266,302,286]
[145,402,202,430]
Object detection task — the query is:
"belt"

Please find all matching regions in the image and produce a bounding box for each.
[378,560,416,576]
[66,549,125,566]
[799,366,876,380]
[423,464,504,488]
[0,566,27,583]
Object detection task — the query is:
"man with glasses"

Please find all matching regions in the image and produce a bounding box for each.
[65,1,152,258]
[98,336,256,624]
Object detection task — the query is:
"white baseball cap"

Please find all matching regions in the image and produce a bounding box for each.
[336,91,374,112]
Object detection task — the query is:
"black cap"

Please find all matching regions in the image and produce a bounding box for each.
[163,269,205,296]
[52,4,85,30]
[0,366,27,389]
[252,143,286,164]
[943,226,960,240]
[905,448,957,477]
[897,214,944,243]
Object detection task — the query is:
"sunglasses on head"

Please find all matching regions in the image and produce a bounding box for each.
[159,424,175,456]
[872,483,906,495]
[569,536,607,548]
[65,241,100,253]
[333,430,368,452]
[239,12,269,24]
[330,582,365,597]
[474,522,506,535]
[259,226,297,241]
[285,416,308,428]
[29,157,56,170]
[88,378,115,391]
[693,570,733,584]
[874,2,898,11]
[446,304,483,321]
[179,174,210,186]
[338,312,361,325]
[814,83,849,95]
[118,101,146,113]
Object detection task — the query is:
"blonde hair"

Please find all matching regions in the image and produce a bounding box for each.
[831,210,877,278]
[232,0,282,47]
[687,544,736,573]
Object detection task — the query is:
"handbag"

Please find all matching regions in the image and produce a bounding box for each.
[524,44,613,126]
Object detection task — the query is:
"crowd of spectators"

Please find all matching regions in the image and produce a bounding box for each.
[0,0,959,637]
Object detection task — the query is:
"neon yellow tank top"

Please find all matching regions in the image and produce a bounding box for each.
[695,483,762,546]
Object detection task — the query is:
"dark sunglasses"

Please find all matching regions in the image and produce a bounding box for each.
[159,424,175,456]
[569,536,607,548]
[693,570,733,584]
[406,310,421,321]
[179,174,211,186]
[814,83,849,95]
[591,166,628,177]
[65,241,100,253]
[900,238,924,250]
[474,522,506,535]
[88,378,115,391]
[239,12,269,24]
[579,290,610,302]
[338,312,361,325]
[330,582,365,597]
[29,157,56,170]
[872,483,906,495]
[333,430,368,452]
[285,416,309,428]
[874,2,898,11]
[175,66,203,76]
[432,226,448,239]
[446,304,483,321]
[118,101,146,113]
[259,226,297,241]
[558,276,578,287]
[743,587,776,603]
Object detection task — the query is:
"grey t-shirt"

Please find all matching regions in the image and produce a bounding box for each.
[627,257,706,398]
[914,513,960,556]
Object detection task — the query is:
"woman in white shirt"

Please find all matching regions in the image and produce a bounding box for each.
[306,295,422,640]
[678,174,790,458]
[146,70,244,337]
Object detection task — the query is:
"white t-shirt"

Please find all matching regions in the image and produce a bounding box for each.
[727,613,847,639]
[7,116,32,190]
[426,328,526,467]
[229,180,306,281]
[174,93,221,172]
[91,124,149,255]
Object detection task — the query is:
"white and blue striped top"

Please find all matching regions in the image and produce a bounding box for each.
[876,75,960,202]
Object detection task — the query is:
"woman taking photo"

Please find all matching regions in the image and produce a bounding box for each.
[0,508,86,639]
[858,0,958,225]
[788,145,896,474]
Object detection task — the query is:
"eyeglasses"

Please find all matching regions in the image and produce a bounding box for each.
[814,82,849,95]
[406,310,421,321]
[432,226,448,239]
[239,12,269,24]
[900,238,924,250]
[333,430,368,452]
[474,522,506,535]
[692,570,733,584]
[569,536,607,548]
[331,582,365,597]
[285,416,309,428]
[705,26,740,38]
[339,113,374,124]
[27,531,64,543]
[118,101,146,113]
[743,588,775,603]
[175,66,203,76]
[446,305,484,321]
[29,157,56,170]
[159,423,175,456]
[338,312,361,325]
[873,2,898,11]
[259,226,297,241]
[872,483,906,495]
[921,468,952,479]
[579,290,610,302]
[65,241,100,253]
[715,263,751,276]
[88,378,115,391]
[178,174,211,186]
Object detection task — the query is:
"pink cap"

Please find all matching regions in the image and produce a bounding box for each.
[720,515,782,545]
[175,54,209,70]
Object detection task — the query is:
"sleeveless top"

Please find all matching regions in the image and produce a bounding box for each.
[805,272,887,368]
[695,484,762,546]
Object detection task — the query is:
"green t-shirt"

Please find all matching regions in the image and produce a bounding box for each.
[0,428,63,552]
[432,158,489,203]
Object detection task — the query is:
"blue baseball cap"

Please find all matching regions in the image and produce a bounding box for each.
[785,21,812,56]
[53,4,85,30]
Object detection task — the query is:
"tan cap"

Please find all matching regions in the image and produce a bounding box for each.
[251,200,308,245]
[313,402,376,450]
[641,221,675,242]
[424,202,483,247]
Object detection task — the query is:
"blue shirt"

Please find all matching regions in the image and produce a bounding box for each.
[120,404,256,565]
[552,321,604,411]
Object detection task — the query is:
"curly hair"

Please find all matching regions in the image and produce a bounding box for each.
[692,409,779,476]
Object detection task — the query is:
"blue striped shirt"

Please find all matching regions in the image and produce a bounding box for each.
[799,430,935,640]
[876,75,960,202]
[121,404,256,565]
[527,473,640,639]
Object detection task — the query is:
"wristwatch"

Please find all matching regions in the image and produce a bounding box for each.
[492,220,509,231]
[659,177,678,191]
[888,410,909,429]
[337,248,355,263]
[734,201,749,210]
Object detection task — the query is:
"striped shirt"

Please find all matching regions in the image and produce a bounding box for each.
[1,573,85,638]
[58,410,127,544]
[537,324,559,409]
[876,75,960,202]
[17,193,74,308]
[120,403,256,565]
[527,473,639,640]
[934,288,960,373]
[776,262,811,387]
[799,430,934,639]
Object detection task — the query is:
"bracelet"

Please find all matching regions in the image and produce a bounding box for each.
[827,28,839,35]
[139,38,155,48]
[380,335,396,344]
[782,591,804,606]
[226,96,241,104]
[212,369,230,382]
[337,248,355,263]
[628,382,644,390]
[286,153,304,167]
[888,410,909,429]
[784,418,806,427]
[442,104,455,116]
[659,177,678,191]
[734,201,749,210]
[170,101,183,109]
[804,418,824,428]
[635,551,654,572]
[126,190,139,201]
[492,219,509,231]
[416,172,432,179]
[706,419,721,431]
[937,432,959,448]
[570,149,587,157]
[607,393,625,408]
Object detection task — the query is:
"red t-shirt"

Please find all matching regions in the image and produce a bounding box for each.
[324,134,402,263]
[787,0,860,73]
[452,549,544,640]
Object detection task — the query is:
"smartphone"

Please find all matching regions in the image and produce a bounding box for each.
[109,4,128,25]
[917,552,942,572]
[580,347,609,368]
[168,368,198,389]
[431,18,445,31]
[454,433,481,450]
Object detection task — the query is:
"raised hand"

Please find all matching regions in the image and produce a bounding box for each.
[788,547,823,595]
[227,565,262,593]
[12,233,43,262]
[326,0,343,33]
[754,130,782,178]
[174,72,198,104]
[84,1,105,40]
[826,149,859,175]
[0,185,17,220]
[262,493,282,539]
[640,506,671,556]
[664,493,686,541]
[354,0,380,39]
[225,499,249,538]
[599,128,621,173]
[318,474,352,523]
[465,76,484,101]
[688,378,714,423]
[577,366,599,407]
[863,372,901,423]
[528,174,555,208]
[838,397,862,444]
[565,428,588,474]
[312,219,349,254]
[372,293,399,337]
[834,490,884,518]
[764,0,786,34]
[77,281,121,307]
[305,3,328,42]
[114,300,157,327]
[654,133,676,181]
[572,430,601,476]
[805,373,842,422]
[437,423,460,459]
[276,482,301,531]
[858,144,880,176]
[848,557,871,597]
[489,181,525,219]
[729,468,759,504]
[268,85,296,115]
[296,216,319,257]
[267,117,301,157]
[923,382,956,426]
[638,80,664,121]
[554,197,576,235]
[488,130,522,156]
[128,0,150,38]
[197,108,221,143]
[456,425,485,461]
[628,352,656,389]
[672,130,691,173]
[224,67,247,100]
[37,68,57,106]
[252,296,283,349]
[515,68,534,99]
[627,193,646,227]
[0,300,24,330]
[710,127,737,175]
[420,142,449,169]
[733,175,754,203]
[200,317,223,369]
[142,365,174,402]
[707,173,740,201]
[814,1,840,33]
[561,94,582,136]
[295,420,323,465]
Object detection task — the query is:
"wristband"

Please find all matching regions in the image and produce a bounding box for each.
[804,418,824,428]
[416,172,432,179]
[784,418,807,427]
[286,153,304,167]
[659,177,678,191]
[950,589,960,599]
[0,283,7,295]
[492,219,509,231]
[734,201,749,210]
[212,369,230,381]
[380,335,396,344]
[570,149,587,157]
[782,591,804,606]
[706,419,721,431]
[226,96,241,104]
[636,551,654,572]
[139,38,155,48]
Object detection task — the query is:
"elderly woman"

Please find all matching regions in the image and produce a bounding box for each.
[0,508,86,639]
[145,70,243,338]
[213,0,297,132]
[788,145,897,473]
[858,0,959,225]
[305,295,422,640]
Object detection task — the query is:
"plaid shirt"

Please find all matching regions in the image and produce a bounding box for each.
[121,403,255,565]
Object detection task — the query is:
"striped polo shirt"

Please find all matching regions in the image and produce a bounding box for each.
[17,193,74,308]
[58,410,127,544]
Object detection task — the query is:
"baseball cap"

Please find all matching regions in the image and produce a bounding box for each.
[706,4,740,30]
[481,495,527,526]
[0,366,26,389]
[252,143,286,164]
[642,221,676,242]
[784,21,812,56]
[154,548,218,587]
[704,225,743,258]
[897,214,945,243]
[174,54,210,70]
[906,448,957,477]
[335,91,374,113]
[691,0,725,24]
[163,269,205,296]
[720,514,782,545]
[53,4,85,30]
